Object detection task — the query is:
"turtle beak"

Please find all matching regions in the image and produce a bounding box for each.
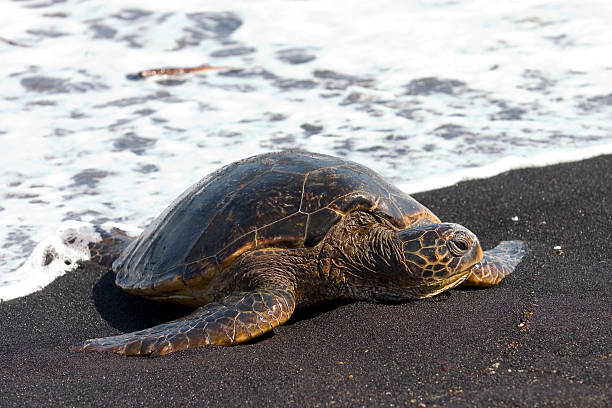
[458,232,483,272]
[476,241,484,261]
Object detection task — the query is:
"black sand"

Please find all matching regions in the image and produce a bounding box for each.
[1,155,610,407]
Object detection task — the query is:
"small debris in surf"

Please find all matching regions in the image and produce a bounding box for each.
[126,64,233,80]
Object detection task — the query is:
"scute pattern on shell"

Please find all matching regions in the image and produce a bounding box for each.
[113,151,439,294]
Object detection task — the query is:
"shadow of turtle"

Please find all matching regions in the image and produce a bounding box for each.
[239,300,354,346]
[285,299,353,326]
[91,270,192,333]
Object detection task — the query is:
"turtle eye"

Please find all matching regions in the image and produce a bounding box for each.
[447,232,472,257]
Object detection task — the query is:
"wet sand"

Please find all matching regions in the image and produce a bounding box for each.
[1,154,610,407]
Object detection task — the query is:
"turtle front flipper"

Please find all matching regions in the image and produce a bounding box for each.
[462,240,529,287]
[70,288,296,356]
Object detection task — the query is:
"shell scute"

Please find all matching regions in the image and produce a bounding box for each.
[304,208,342,247]
[189,171,304,261]
[257,212,308,249]
[389,192,440,227]
[213,231,257,271]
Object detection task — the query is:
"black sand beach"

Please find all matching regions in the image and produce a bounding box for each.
[1,155,610,407]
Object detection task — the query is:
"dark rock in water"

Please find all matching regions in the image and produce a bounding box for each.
[219,67,277,80]
[276,48,316,64]
[112,132,157,155]
[266,113,287,121]
[108,118,134,129]
[89,24,117,39]
[215,130,242,138]
[404,77,467,96]
[113,9,153,21]
[42,12,68,18]
[520,69,556,93]
[588,94,612,105]
[313,70,356,81]
[433,124,474,139]
[340,92,370,105]
[578,93,612,112]
[53,128,73,137]
[26,100,57,106]
[70,111,87,119]
[133,109,155,116]
[301,123,324,136]
[61,210,106,223]
[120,34,144,49]
[314,70,375,90]
[95,91,175,108]
[135,164,160,174]
[175,12,242,49]
[395,108,420,120]
[42,247,57,267]
[2,229,37,258]
[155,79,186,87]
[22,0,66,9]
[21,76,108,94]
[210,46,256,57]
[490,107,527,121]
[266,134,297,148]
[275,78,318,90]
[70,169,113,189]
[26,29,68,38]
[188,12,242,38]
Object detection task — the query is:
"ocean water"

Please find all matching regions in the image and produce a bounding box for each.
[1,0,611,301]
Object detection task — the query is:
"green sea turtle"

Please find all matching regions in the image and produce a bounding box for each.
[71,151,527,356]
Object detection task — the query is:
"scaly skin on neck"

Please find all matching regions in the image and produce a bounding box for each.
[318,211,429,302]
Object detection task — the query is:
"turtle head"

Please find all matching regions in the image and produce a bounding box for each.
[395,223,483,298]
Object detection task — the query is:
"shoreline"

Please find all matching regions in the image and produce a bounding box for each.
[1,154,610,407]
[399,142,612,193]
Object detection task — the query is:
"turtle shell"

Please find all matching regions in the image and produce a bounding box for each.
[114,151,440,297]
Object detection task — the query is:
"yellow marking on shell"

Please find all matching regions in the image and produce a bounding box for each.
[124,270,188,297]
[329,208,346,216]
[141,286,205,307]
[218,240,256,270]
[298,171,310,212]
[402,210,441,227]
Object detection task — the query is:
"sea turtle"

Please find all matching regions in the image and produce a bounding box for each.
[71,151,527,356]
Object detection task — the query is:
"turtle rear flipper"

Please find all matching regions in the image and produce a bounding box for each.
[462,240,529,287]
[70,288,296,356]
[89,225,137,267]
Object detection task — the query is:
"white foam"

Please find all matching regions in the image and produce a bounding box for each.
[0,221,142,302]
[399,143,612,193]
[0,221,101,302]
